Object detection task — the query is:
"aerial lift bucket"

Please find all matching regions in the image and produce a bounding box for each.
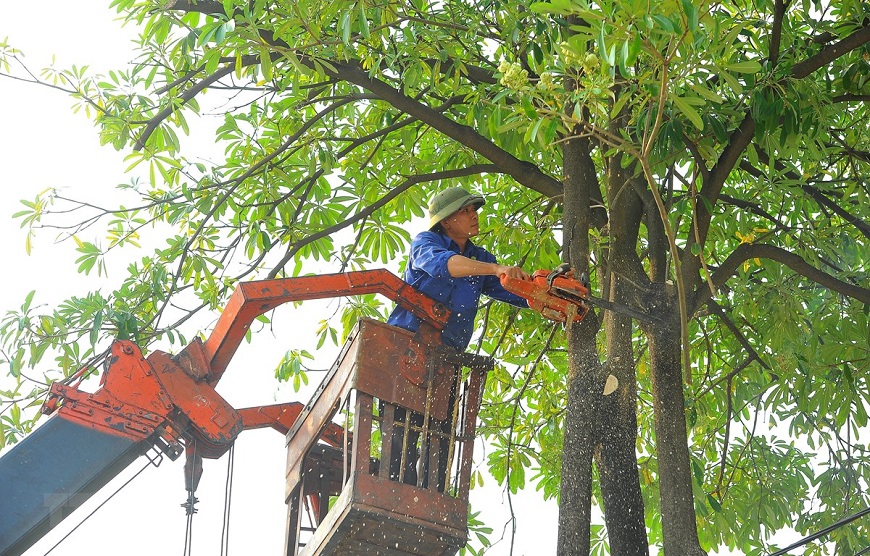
[283,318,492,556]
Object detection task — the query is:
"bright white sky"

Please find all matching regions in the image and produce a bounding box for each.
[0,3,563,556]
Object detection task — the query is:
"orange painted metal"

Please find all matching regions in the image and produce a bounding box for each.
[33,268,482,555]
[283,318,455,500]
[147,348,243,459]
[238,403,305,434]
[202,269,450,384]
[43,269,449,459]
[284,318,494,556]
[44,339,244,459]
[48,341,173,441]
[237,403,344,447]
[500,269,590,323]
[48,381,167,442]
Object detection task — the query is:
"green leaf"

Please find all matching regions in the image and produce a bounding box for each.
[689,83,724,103]
[681,0,698,32]
[75,242,101,275]
[340,10,352,45]
[707,493,722,512]
[358,3,369,38]
[625,33,641,66]
[597,24,609,66]
[524,117,546,144]
[89,310,103,347]
[259,45,273,80]
[726,60,762,74]
[530,0,577,16]
[670,93,704,130]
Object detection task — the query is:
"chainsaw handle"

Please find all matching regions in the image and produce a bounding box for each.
[500,271,589,323]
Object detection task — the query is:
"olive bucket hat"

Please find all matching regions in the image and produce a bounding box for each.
[428,186,486,229]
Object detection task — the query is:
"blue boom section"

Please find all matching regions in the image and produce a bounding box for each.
[0,415,147,556]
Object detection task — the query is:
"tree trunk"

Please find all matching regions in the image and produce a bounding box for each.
[647,285,706,556]
[557,133,602,556]
[595,160,649,554]
[558,316,605,556]
[596,312,649,555]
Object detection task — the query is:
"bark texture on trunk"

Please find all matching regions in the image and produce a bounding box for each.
[647,285,707,556]
[596,312,649,556]
[558,316,605,556]
[595,160,649,555]
[556,133,601,556]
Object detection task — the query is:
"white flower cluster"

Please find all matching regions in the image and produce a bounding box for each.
[559,42,600,74]
[537,72,555,90]
[498,59,529,89]
[581,52,600,73]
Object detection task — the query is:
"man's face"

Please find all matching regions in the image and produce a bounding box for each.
[442,204,480,240]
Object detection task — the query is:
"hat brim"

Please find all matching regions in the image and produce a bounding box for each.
[428,195,485,229]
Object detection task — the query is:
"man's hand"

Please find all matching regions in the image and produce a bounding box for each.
[497,264,530,281]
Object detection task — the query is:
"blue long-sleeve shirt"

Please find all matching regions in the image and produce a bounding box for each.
[387,230,528,350]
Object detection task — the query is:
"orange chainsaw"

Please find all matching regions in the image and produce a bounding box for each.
[500,264,663,325]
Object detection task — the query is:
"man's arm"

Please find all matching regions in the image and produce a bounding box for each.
[446,255,530,281]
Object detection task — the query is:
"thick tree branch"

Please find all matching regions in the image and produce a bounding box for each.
[717,193,790,231]
[164,0,562,197]
[320,60,562,198]
[833,93,870,102]
[169,0,500,83]
[685,19,870,293]
[422,58,497,85]
[696,243,870,310]
[792,20,870,79]
[695,115,757,245]
[166,0,224,15]
[769,0,787,64]
[632,175,668,282]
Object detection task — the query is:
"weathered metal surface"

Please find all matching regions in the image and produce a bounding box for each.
[0,270,458,556]
[296,475,466,556]
[285,318,453,497]
[284,356,356,498]
[284,317,489,556]
[0,416,146,556]
[350,320,453,420]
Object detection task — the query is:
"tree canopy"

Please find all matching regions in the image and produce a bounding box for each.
[2,0,870,554]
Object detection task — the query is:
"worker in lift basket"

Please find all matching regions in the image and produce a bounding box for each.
[386,186,531,488]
